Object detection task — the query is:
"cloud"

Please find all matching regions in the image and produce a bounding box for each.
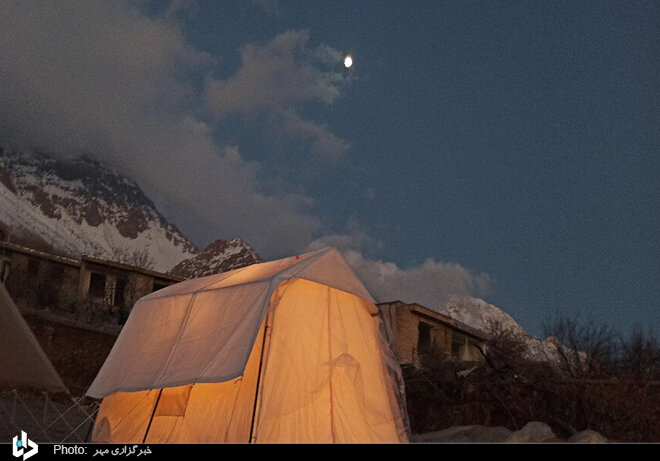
[343,251,491,308]
[308,220,490,309]
[0,0,492,306]
[205,30,350,160]
[206,30,342,114]
[275,110,349,160]
[0,0,320,256]
[307,217,382,254]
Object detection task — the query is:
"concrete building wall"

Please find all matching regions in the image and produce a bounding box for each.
[381,301,415,364]
[4,252,33,307]
[3,251,79,312]
[379,301,487,367]
[128,272,156,305]
[0,243,180,329]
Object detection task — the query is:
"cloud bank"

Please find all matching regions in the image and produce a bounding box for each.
[309,222,490,308]
[344,251,490,307]
[0,0,320,255]
[206,29,350,160]
[0,0,490,305]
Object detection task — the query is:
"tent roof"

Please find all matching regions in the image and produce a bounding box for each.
[87,248,374,398]
[141,247,373,302]
[0,284,67,393]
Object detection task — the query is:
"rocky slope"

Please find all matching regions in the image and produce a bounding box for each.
[169,238,260,278]
[441,295,526,337]
[440,295,563,361]
[0,148,198,271]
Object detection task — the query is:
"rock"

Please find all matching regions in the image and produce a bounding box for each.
[464,425,512,443]
[415,421,564,443]
[568,430,607,443]
[413,426,474,443]
[456,366,477,378]
[414,425,512,443]
[506,421,556,443]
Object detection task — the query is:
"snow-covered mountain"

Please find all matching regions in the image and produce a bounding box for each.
[169,238,259,279]
[440,295,561,361]
[0,148,198,271]
[441,296,527,337]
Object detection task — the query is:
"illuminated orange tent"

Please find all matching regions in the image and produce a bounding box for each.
[87,248,409,443]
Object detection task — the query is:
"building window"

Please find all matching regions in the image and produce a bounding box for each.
[114,278,127,307]
[452,332,476,361]
[88,272,106,298]
[451,340,461,359]
[50,265,64,284]
[1,261,8,279]
[27,258,40,276]
[418,322,433,354]
[0,261,9,282]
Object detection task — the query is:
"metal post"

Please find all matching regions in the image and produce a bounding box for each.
[248,312,272,443]
[142,389,163,443]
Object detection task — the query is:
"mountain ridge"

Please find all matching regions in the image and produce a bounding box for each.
[169,238,260,278]
[0,149,541,353]
[0,149,199,272]
[439,295,565,361]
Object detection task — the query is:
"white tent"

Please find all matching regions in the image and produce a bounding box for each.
[88,248,409,443]
[0,284,67,393]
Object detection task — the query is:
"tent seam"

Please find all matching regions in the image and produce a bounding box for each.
[153,293,197,387]
[327,285,336,444]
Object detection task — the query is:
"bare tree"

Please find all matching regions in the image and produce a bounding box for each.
[620,326,660,380]
[108,247,155,270]
[542,314,618,379]
[482,318,528,370]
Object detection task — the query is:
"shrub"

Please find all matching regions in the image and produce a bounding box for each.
[404,315,660,441]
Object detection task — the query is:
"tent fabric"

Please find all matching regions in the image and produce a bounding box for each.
[0,284,67,393]
[138,247,374,304]
[87,248,374,398]
[253,278,408,443]
[93,323,266,443]
[89,249,410,443]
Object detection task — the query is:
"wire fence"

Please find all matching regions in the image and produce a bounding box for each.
[0,390,98,443]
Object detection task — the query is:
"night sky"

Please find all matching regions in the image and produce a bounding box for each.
[1,1,658,336]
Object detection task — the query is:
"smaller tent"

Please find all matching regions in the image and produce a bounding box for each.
[0,284,67,393]
[88,248,409,443]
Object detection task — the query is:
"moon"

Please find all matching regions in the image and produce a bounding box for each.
[344,55,353,68]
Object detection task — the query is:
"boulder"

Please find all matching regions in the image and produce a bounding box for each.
[464,425,513,443]
[415,421,565,443]
[568,430,607,443]
[413,426,474,443]
[506,422,556,443]
[414,425,512,443]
